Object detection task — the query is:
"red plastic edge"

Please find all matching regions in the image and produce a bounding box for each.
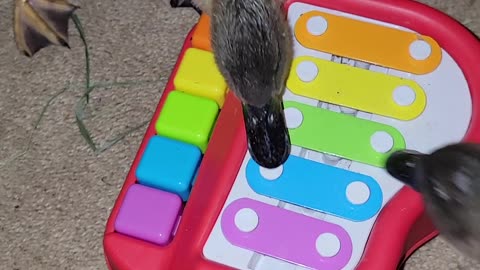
[102,27,197,270]
[103,0,480,270]
[103,23,248,270]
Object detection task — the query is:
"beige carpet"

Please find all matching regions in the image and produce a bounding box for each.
[0,0,479,269]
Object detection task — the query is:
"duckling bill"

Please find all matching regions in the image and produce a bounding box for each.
[242,95,291,169]
[14,0,78,57]
[169,0,202,14]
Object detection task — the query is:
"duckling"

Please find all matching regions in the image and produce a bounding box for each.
[386,143,480,262]
[188,0,293,168]
[13,0,78,57]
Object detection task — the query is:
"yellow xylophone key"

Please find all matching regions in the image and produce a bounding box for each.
[286,56,427,121]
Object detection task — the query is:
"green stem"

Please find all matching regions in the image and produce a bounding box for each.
[1,12,155,167]
[71,13,150,153]
[72,14,93,99]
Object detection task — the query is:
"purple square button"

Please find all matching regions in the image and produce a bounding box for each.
[114,184,182,245]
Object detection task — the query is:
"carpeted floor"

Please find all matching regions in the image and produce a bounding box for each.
[0,0,479,269]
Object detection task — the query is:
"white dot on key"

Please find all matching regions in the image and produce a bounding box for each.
[370,131,394,153]
[296,61,318,82]
[393,86,416,106]
[316,233,341,257]
[284,107,303,129]
[260,165,283,180]
[346,181,371,205]
[409,40,432,60]
[307,16,328,36]
[235,208,259,232]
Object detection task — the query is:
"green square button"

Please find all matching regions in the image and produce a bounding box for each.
[155,90,219,152]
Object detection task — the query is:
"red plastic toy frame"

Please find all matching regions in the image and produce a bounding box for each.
[103,0,480,269]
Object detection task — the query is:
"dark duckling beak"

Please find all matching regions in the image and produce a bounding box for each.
[169,0,202,14]
[385,149,426,191]
[242,95,291,169]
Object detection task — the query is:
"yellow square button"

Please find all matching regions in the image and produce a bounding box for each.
[174,48,228,107]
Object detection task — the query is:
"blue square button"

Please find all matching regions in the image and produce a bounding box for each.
[136,135,202,201]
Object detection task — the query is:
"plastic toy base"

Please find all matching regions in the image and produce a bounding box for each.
[103,0,480,270]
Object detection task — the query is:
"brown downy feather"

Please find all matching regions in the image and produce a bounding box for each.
[14,0,79,57]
